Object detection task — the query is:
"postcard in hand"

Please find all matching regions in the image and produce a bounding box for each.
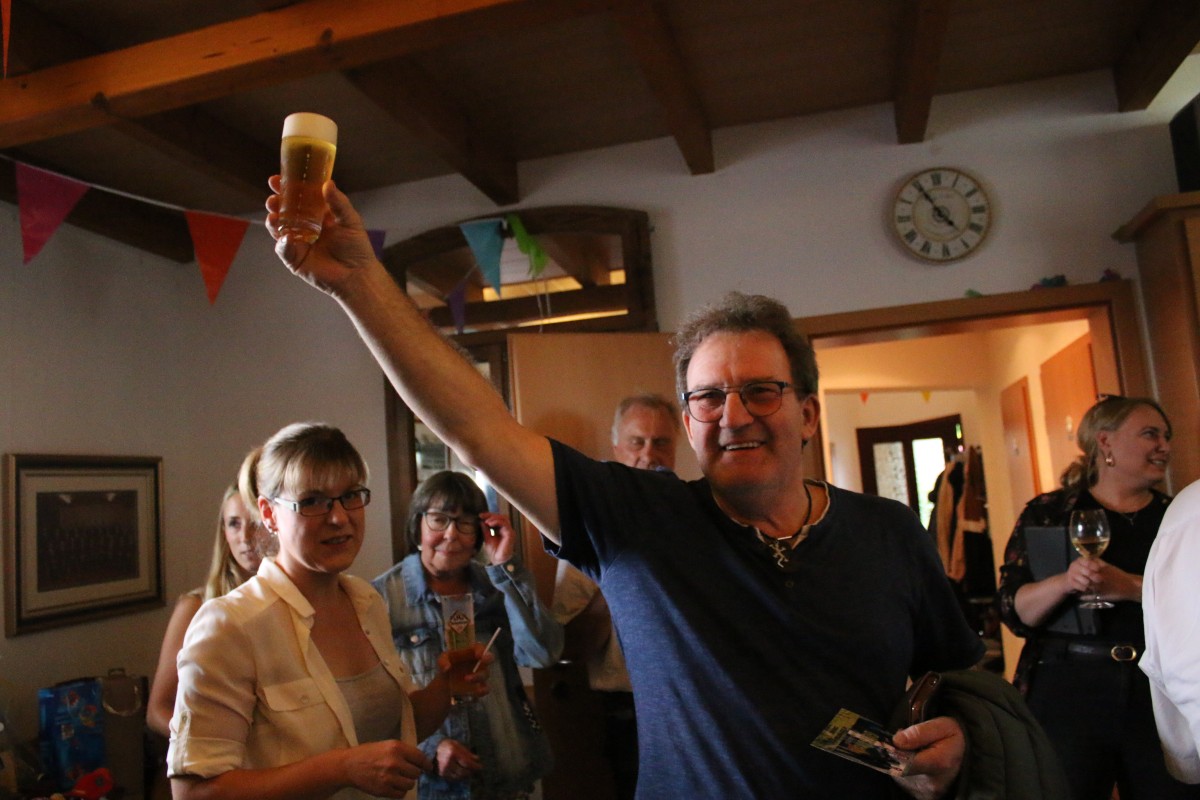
[811,708,913,777]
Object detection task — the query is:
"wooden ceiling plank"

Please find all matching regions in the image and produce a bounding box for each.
[0,159,194,263]
[1113,0,1200,112]
[892,0,952,145]
[109,110,276,206]
[5,3,275,208]
[0,0,609,150]
[346,58,518,205]
[425,283,628,327]
[538,234,612,286]
[610,0,713,174]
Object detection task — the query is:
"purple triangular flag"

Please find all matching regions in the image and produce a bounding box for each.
[367,229,386,261]
[448,281,467,334]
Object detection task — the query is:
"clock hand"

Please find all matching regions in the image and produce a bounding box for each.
[916,185,955,227]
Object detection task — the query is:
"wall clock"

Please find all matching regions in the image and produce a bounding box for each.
[891,167,992,263]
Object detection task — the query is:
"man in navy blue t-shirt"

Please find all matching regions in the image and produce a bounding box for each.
[271,183,984,799]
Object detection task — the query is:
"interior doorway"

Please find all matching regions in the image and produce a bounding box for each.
[857,414,963,528]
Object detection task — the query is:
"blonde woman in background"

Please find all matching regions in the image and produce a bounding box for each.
[998,395,1199,799]
[147,482,264,737]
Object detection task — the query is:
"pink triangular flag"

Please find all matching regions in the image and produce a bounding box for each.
[185,211,250,304]
[16,163,90,263]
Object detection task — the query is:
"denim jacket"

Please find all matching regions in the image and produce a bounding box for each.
[373,553,562,799]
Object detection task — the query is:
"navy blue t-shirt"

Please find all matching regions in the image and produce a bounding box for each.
[546,439,983,799]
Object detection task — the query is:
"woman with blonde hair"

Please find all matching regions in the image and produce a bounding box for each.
[168,423,490,800]
[998,395,1199,799]
[147,481,264,737]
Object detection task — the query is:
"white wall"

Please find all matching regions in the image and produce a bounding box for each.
[0,66,1192,737]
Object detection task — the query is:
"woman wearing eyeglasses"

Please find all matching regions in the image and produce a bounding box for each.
[168,423,491,800]
[373,470,562,800]
[997,396,1199,799]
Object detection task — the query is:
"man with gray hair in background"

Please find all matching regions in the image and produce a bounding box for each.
[553,393,683,799]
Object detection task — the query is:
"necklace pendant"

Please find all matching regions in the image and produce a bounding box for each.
[768,539,788,569]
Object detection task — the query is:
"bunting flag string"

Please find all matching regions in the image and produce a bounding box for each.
[3,151,554,328]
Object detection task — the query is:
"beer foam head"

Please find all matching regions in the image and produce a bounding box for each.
[282,112,337,145]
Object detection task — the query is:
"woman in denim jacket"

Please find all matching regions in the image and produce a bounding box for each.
[373,471,562,799]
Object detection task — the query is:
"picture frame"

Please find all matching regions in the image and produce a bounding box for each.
[3,454,164,636]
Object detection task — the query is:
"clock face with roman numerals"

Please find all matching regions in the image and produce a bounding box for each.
[892,168,991,263]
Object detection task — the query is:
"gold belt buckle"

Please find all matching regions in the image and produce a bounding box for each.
[1110,644,1138,662]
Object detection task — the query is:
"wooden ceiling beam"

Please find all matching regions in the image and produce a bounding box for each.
[538,234,613,287]
[1114,0,1200,112]
[610,0,713,175]
[892,0,952,145]
[0,0,608,150]
[346,58,519,205]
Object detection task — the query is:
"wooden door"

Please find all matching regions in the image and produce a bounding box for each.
[855,415,962,518]
[1000,377,1041,518]
[1040,334,1097,487]
[507,331,699,800]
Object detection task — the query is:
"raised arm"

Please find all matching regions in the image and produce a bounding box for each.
[265,179,560,543]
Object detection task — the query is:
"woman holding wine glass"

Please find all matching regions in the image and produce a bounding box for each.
[997,395,1199,799]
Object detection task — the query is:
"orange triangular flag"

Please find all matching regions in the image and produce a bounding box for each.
[921,390,932,403]
[185,211,249,304]
[860,391,869,404]
[16,162,90,263]
[2,0,10,78]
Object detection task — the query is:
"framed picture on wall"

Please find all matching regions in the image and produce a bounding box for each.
[3,454,164,636]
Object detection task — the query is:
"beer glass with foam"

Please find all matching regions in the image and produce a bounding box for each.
[278,112,337,243]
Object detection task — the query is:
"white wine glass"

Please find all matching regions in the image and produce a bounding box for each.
[1068,509,1115,610]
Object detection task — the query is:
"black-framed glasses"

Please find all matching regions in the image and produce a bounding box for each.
[681,381,793,422]
[422,510,479,535]
[274,488,371,517]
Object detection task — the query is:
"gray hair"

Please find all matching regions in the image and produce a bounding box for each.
[611,393,683,444]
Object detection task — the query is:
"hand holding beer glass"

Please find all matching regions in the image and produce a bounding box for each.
[441,593,479,704]
[278,112,337,243]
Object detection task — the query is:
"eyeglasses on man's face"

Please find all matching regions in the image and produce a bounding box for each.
[681,380,793,423]
[422,510,479,535]
[274,488,371,517]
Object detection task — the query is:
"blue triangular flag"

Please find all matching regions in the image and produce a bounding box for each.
[459,218,504,294]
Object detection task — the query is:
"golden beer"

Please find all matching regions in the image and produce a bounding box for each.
[279,113,338,243]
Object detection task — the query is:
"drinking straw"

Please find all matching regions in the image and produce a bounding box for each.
[473,627,502,672]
